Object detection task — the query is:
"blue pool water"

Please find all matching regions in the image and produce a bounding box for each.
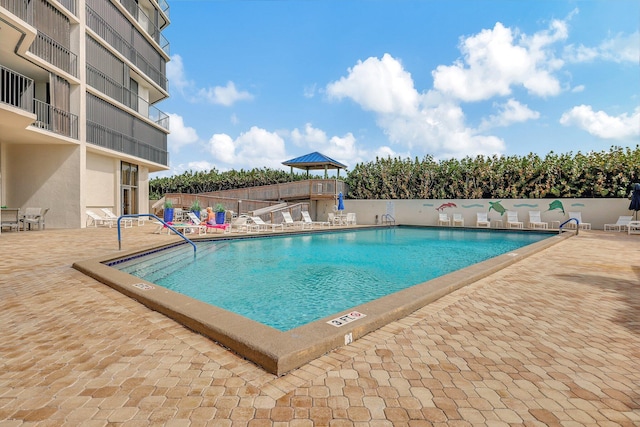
[115,227,551,331]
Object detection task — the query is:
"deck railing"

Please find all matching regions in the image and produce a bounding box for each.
[0,65,34,112]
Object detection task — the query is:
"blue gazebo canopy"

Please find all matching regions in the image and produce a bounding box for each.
[282,152,348,178]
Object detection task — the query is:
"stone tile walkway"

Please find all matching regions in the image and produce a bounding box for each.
[1,225,639,426]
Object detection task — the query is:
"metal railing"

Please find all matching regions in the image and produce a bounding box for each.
[0,65,34,112]
[86,6,168,90]
[117,214,196,253]
[29,32,78,77]
[86,121,168,165]
[558,218,579,235]
[87,65,170,129]
[32,99,78,139]
[119,0,169,55]
[0,0,34,23]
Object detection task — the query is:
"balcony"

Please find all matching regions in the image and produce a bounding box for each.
[29,32,78,77]
[87,65,169,130]
[0,0,33,24]
[87,121,168,166]
[0,65,34,112]
[87,6,168,91]
[57,0,77,15]
[32,99,78,139]
[119,0,170,55]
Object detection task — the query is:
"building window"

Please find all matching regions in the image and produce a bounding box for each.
[121,161,138,215]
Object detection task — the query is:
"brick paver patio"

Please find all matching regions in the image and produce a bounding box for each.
[1,225,638,426]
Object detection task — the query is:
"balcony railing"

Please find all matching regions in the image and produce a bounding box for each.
[87,121,168,166]
[0,65,34,112]
[32,99,78,139]
[156,0,169,19]
[29,32,78,77]
[86,6,168,91]
[119,0,170,55]
[87,65,169,130]
[57,0,77,15]
[0,0,34,24]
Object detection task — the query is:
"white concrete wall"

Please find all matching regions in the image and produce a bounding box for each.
[6,144,82,228]
[86,152,117,210]
[317,198,635,230]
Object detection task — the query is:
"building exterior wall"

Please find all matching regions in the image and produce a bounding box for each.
[0,0,170,228]
[317,198,634,231]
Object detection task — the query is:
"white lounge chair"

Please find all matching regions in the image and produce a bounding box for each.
[452,213,464,226]
[282,211,310,229]
[229,215,252,233]
[86,209,116,227]
[528,211,548,229]
[186,211,223,234]
[301,211,329,227]
[604,215,633,232]
[101,208,133,228]
[250,216,284,232]
[437,213,451,226]
[476,212,490,228]
[506,211,523,229]
[566,211,591,230]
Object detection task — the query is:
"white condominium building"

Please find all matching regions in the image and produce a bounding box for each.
[0,0,170,228]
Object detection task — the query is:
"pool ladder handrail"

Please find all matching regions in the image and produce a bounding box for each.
[117,214,197,253]
[558,217,579,235]
[381,214,396,225]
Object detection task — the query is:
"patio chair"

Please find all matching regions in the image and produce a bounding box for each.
[101,208,133,228]
[345,213,357,225]
[327,212,342,226]
[527,211,548,229]
[604,215,633,232]
[452,213,464,226]
[1,208,20,232]
[566,211,591,230]
[476,212,490,228]
[301,211,329,228]
[506,211,523,229]
[86,209,116,227]
[438,213,451,226]
[20,207,44,230]
[250,216,284,232]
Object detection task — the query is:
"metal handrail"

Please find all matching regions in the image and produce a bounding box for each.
[381,214,396,225]
[558,218,579,235]
[117,214,196,253]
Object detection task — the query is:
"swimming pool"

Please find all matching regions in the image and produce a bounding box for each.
[115,227,551,331]
[75,226,565,375]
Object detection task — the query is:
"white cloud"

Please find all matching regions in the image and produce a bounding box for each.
[571,85,585,93]
[564,31,640,63]
[207,126,287,169]
[198,81,254,106]
[326,53,420,115]
[326,55,506,158]
[432,19,567,101]
[290,123,369,167]
[167,54,253,106]
[559,105,640,139]
[187,161,214,172]
[303,83,317,98]
[479,99,540,130]
[166,54,191,94]
[167,113,199,152]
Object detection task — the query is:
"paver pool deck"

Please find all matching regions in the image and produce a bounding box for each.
[0,224,638,426]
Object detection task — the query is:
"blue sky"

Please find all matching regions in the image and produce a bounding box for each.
[156,0,639,177]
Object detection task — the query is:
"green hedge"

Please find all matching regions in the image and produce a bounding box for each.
[151,146,640,200]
